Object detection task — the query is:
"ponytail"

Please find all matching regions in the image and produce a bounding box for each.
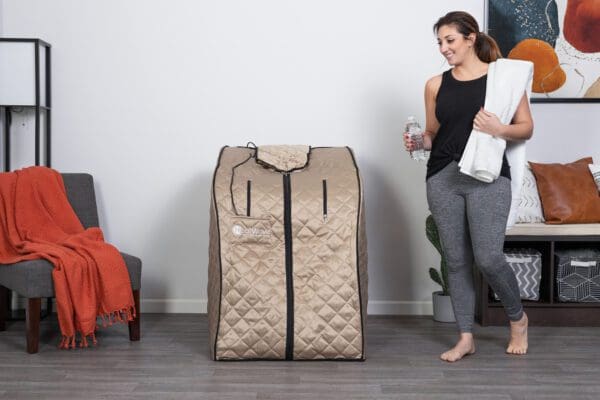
[475,32,502,63]
[434,11,503,63]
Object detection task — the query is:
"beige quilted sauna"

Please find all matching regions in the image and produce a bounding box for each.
[208,145,368,360]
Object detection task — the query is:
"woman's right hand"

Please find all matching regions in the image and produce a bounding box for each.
[403,132,415,153]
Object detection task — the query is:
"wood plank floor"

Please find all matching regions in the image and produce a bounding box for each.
[0,314,599,399]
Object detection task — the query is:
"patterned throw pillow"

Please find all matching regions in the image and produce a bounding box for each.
[515,163,545,223]
[590,164,600,192]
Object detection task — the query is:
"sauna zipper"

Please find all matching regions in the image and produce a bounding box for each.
[322,179,328,222]
[246,180,251,216]
[283,173,294,360]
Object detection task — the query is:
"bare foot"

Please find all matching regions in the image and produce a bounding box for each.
[440,333,476,362]
[506,312,528,355]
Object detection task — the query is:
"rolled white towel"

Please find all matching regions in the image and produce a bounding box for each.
[457,58,533,229]
[458,59,533,183]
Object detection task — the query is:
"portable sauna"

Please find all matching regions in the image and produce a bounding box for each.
[208,145,368,360]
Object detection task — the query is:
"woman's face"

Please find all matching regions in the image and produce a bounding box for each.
[437,24,475,66]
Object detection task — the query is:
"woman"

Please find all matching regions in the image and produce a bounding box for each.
[404,11,533,362]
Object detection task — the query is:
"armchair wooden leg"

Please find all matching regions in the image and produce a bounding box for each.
[26,298,41,354]
[0,285,7,331]
[46,297,53,315]
[128,289,140,341]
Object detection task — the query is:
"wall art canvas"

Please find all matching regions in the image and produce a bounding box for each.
[486,0,600,102]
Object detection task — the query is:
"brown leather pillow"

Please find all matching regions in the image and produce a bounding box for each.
[529,157,600,224]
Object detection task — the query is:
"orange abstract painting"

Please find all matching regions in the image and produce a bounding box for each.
[487,0,600,101]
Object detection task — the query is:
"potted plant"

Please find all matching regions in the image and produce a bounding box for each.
[426,214,455,323]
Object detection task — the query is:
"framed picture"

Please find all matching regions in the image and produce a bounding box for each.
[485,0,600,103]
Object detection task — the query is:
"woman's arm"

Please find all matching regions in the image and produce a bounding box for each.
[403,75,441,152]
[423,75,442,150]
[473,93,534,141]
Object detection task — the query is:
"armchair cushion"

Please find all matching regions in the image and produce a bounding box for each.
[0,259,54,298]
[0,252,141,298]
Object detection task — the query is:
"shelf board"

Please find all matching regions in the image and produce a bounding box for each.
[480,306,600,326]
[0,105,51,110]
[506,235,600,242]
[488,301,600,308]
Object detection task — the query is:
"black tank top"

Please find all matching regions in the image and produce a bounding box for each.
[426,69,511,180]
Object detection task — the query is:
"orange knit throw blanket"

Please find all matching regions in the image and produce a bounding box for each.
[0,167,135,348]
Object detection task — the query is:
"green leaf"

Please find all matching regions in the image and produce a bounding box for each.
[441,258,449,295]
[425,215,443,256]
[429,267,443,288]
[426,214,450,295]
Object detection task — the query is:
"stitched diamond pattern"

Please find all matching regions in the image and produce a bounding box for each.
[213,148,287,359]
[211,147,366,360]
[290,149,363,359]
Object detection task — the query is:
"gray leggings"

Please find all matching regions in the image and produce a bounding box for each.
[426,161,523,332]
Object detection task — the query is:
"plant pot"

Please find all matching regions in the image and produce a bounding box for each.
[432,291,455,323]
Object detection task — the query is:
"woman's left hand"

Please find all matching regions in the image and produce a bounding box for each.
[473,107,504,137]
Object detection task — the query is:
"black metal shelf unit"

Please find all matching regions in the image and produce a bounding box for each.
[0,38,52,172]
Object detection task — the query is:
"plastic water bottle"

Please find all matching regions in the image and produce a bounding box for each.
[406,116,427,161]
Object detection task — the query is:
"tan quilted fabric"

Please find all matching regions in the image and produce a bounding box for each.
[256,145,310,172]
[207,201,220,360]
[208,146,367,360]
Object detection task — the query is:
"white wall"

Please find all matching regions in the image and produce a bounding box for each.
[2,1,599,314]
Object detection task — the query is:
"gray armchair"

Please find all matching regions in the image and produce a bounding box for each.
[0,173,141,353]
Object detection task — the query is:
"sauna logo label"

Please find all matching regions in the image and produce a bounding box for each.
[232,224,271,237]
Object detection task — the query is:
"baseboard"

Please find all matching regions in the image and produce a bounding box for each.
[13,297,433,315]
[367,300,433,315]
[141,299,208,313]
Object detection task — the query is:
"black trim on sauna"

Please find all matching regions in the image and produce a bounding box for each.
[283,173,295,360]
[229,152,253,215]
[212,145,228,360]
[346,146,366,360]
[322,179,328,221]
[246,180,251,217]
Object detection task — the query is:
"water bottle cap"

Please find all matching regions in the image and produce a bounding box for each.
[407,116,416,122]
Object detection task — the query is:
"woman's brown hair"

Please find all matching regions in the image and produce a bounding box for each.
[433,11,502,63]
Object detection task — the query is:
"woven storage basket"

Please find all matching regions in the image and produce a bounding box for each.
[556,248,600,303]
[493,248,542,301]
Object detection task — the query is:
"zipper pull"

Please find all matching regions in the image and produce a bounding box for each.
[322,179,328,223]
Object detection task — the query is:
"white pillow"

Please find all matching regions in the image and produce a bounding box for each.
[589,164,600,193]
[515,163,545,224]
